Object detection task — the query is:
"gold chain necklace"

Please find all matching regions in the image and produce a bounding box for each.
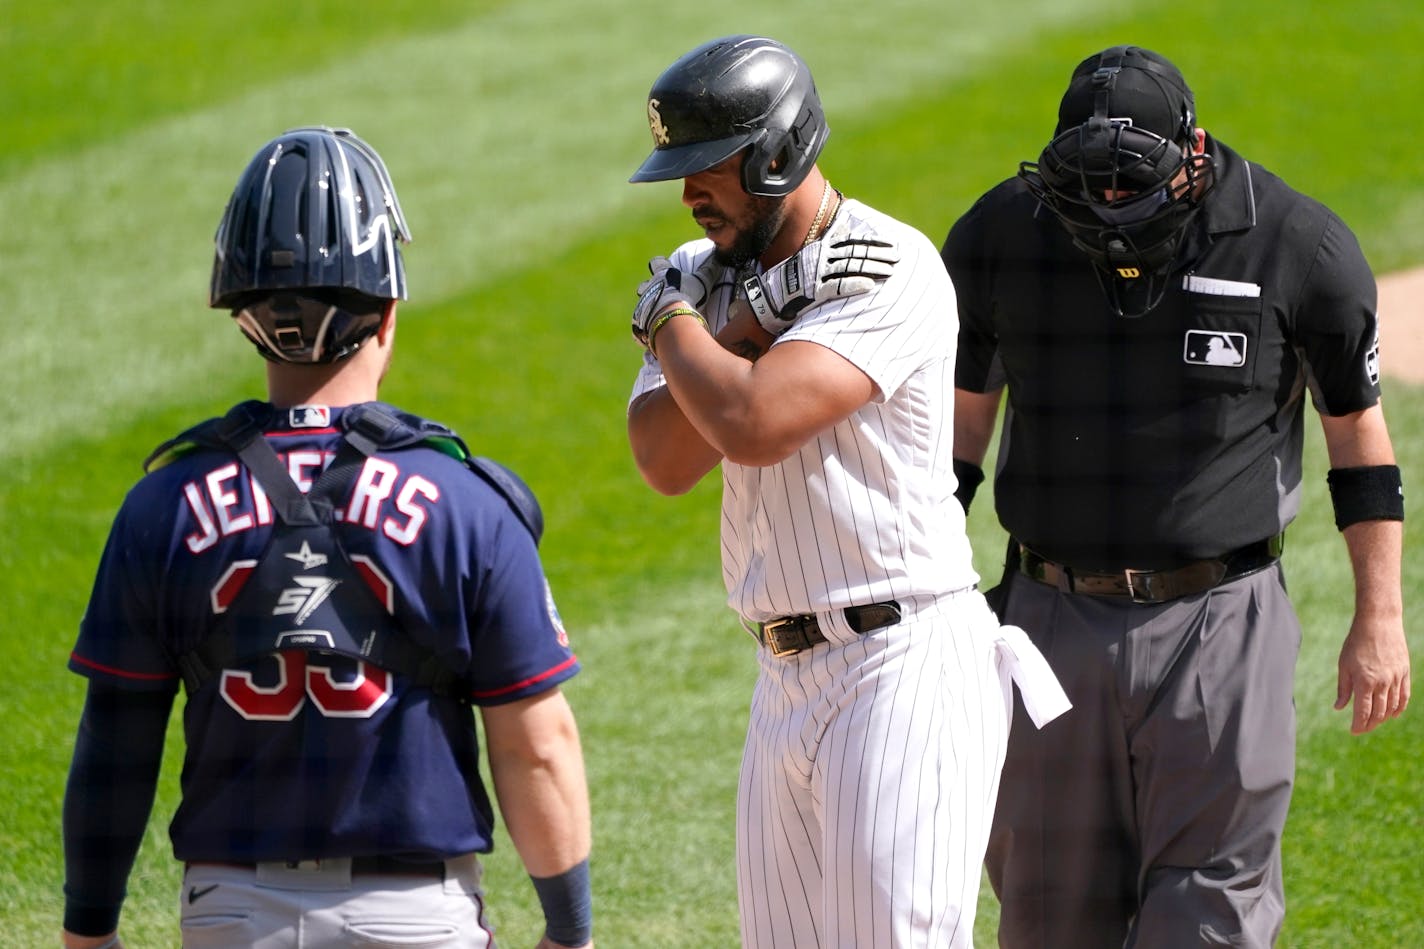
[802,180,842,247]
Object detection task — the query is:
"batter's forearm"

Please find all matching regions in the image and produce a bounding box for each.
[628,387,723,495]
[653,320,775,463]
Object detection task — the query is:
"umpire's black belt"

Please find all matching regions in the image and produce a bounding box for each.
[758,601,902,657]
[1016,535,1284,603]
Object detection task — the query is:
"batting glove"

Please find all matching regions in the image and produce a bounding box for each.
[740,219,899,335]
[631,255,726,351]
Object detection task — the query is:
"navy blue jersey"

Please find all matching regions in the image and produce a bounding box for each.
[69,403,579,862]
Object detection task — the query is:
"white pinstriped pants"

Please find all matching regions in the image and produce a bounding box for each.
[736,590,1013,948]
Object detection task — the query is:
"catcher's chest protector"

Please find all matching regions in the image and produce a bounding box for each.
[162,402,461,695]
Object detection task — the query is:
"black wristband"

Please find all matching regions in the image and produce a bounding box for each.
[953,458,985,513]
[530,858,592,947]
[62,901,122,938]
[1326,465,1404,530]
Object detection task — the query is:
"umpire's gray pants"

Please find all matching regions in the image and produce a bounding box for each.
[986,564,1298,949]
[179,855,493,947]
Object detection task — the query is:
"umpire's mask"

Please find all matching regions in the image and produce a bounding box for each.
[1019,45,1215,318]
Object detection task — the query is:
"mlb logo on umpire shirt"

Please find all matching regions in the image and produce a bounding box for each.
[1183,330,1247,367]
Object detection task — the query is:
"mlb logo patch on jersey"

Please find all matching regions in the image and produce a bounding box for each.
[1183,330,1247,367]
[290,405,332,428]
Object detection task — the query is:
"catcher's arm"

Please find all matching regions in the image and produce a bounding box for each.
[483,688,593,947]
[62,683,172,949]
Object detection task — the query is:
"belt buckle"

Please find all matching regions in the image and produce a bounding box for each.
[1123,568,1162,603]
[760,616,806,658]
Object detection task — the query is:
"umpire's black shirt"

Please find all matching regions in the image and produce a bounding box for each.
[943,136,1382,570]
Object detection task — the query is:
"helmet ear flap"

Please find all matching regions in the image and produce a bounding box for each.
[741,130,795,196]
[740,98,828,196]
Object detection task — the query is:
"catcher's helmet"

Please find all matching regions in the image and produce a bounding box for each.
[630,35,828,197]
[210,126,412,363]
[1019,46,1214,316]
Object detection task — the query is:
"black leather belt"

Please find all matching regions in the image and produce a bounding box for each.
[1016,535,1284,604]
[758,601,902,657]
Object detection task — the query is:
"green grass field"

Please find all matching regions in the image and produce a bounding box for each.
[2,1,1420,945]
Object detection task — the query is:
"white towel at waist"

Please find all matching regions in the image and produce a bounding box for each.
[993,624,1071,729]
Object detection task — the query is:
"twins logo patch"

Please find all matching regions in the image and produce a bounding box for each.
[1183,330,1248,367]
[544,580,569,648]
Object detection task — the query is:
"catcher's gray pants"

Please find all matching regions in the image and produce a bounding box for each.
[986,564,1298,949]
[179,855,493,947]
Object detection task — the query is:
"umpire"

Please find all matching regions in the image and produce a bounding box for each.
[61,127,593,949]
[941,46,1410,947]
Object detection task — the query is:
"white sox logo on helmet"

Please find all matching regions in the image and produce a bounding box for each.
[648,99,671,146]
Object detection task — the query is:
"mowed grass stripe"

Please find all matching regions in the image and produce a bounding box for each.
[5,0,1422,944]
[0,0,1138,465]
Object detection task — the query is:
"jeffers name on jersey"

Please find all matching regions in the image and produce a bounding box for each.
[181,437,440,554]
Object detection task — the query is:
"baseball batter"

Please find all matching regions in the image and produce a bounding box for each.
[624,36,1068,947]
[61,127,593,949]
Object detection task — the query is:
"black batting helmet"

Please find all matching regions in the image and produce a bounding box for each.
[1019,46,1215,317]
[210,126,412,363]
[630,35,828,197]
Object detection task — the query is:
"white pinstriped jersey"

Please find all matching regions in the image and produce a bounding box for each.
[629,198,977,622]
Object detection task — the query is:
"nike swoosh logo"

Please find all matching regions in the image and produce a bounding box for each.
[188,884,219,904]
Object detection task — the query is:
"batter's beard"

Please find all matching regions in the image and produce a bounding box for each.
[712,194,787,269]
